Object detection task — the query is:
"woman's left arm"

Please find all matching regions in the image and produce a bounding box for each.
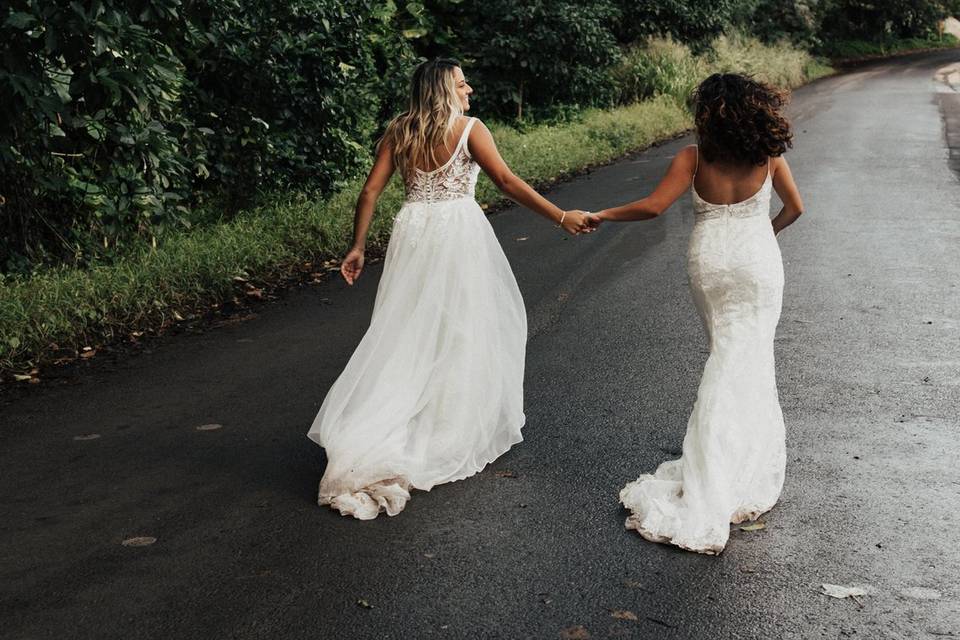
[593,145,697,222]
[770,156,804,235]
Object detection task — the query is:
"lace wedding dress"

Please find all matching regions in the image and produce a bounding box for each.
[620,151,786,554]
[308,117,527,520]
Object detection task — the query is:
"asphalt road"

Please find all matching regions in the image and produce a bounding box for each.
[2,50,960,640]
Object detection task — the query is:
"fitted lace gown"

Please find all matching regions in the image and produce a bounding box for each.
[619,157,786,554]
[307,118,527,520]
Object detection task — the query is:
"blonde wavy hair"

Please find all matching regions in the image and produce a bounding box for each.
[381,58,464,178]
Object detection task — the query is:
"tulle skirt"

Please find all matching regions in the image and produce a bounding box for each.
[308,197,527,519]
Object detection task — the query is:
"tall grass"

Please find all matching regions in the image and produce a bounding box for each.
[610,32,830,108]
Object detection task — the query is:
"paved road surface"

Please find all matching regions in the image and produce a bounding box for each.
[2,50,960,639]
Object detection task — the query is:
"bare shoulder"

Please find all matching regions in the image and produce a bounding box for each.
[674,144,699,171]
[467,116,489,134]
[770,155,796,182]
[466,117,493,150]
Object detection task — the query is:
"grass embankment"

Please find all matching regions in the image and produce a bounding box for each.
[0,34,831,379]
[823,33,959,63]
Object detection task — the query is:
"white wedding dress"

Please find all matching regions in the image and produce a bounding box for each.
[620,150,786,554]
[308,117,527,520]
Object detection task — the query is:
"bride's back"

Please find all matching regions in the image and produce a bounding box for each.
[693,157,770,206]
[414,116,472,173]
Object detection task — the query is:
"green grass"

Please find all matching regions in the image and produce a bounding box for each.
[0,35,832,378]
[821,33,959,61]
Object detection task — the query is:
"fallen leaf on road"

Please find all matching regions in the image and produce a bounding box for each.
[740,522,766,532]
[73,434,101,441]
[196,423,223,431]
[80,349,97,359]
[609,609,638,621]
[516,237,529,241]
[495,470,518,478]
[423,552,436,559]
[13,374,32,381]
[559,625,590,639]
[820,583,868,606]
[356,598,373,609]
[122,536,157,547]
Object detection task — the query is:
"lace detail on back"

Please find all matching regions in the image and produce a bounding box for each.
[404,118,481,204]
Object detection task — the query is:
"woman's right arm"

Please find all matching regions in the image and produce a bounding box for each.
[467,119,588,235]
[771,156,804,235]
[341,140,396,285]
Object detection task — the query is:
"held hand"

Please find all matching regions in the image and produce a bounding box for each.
[584,211,604,230]
[340,246,365,285]
[560,210,592,235]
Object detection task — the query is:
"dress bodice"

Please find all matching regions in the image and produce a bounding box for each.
[691,147,773,221]
[403,117,481,204]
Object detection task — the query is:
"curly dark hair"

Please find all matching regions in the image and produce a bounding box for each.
[692,73,793,166]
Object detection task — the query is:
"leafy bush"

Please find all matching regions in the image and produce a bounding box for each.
[0,0,194,270]
[180,1,419,207]
[416,0,624,120]
[614,0,740,48]
[0,0,419,271]
[819,0,960,40]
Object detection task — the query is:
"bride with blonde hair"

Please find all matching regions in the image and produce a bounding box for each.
[307,58,590,519]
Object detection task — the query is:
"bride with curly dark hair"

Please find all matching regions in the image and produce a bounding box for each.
[588,73,805,554]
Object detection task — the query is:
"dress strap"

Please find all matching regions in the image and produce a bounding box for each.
[460,117,478,159]
[693,144,699,178]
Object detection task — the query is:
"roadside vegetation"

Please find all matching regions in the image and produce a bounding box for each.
[1,0,957,378]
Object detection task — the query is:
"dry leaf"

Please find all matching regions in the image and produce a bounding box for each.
[122,536,157,547]
[494,470,518,478]
[73,434,101,441]
[13,374,32,382]
[740,522,766,532]
[609,609,638,621]
[559,625,590,640]
[356,599,373,609]
[516,236,529,241]
[821,584,867,599]
[196,423,223,431]
[80,350,97,359]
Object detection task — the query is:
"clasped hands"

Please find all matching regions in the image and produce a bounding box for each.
[559,209,603,236]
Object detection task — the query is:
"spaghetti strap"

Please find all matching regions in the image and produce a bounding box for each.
[461,117,478,159]
[693,145,699,178]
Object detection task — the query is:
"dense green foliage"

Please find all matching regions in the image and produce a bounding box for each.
[0,0,419,271]
[2,0,957,273]
[0,34,832,376]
